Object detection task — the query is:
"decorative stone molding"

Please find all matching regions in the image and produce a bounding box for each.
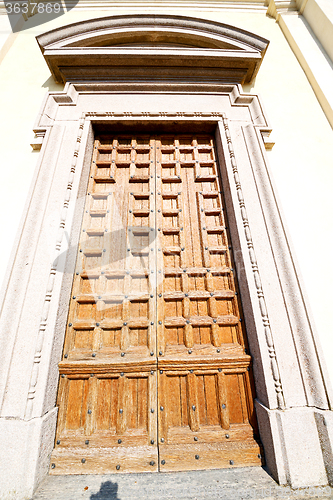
[25,114,85,419]
[222,114,283,408]
[36,15,269,84]
[30,128,47,151]
[37,81,273,128]
[260,128,275,150]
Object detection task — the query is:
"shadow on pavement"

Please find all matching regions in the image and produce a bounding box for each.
[90,481,120,500]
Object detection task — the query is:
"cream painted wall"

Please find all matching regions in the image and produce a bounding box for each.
[0,14,11,53]
[303,0,333,63]
[0,5,332,390]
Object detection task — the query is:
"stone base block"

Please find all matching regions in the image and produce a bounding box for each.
[315,409,333,485]
[255,400,329,488]
[0,408,57,500]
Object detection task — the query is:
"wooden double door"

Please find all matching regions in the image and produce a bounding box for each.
[50,133,262,474]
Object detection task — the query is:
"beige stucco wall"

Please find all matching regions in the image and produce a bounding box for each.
[0,4,332,388]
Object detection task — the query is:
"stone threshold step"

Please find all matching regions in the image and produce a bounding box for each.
[32,467,333,500]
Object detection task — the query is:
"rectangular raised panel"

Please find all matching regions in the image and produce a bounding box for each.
[158,369,261,471]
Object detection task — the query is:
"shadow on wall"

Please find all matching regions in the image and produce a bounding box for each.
[42,76,64,92]
[90,481,121,500]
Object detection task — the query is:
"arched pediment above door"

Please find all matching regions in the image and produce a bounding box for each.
[37,15,269,84]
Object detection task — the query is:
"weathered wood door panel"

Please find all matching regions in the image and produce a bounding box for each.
[52,371,158,473]
[155,135,260,471]
[50,134,261,474]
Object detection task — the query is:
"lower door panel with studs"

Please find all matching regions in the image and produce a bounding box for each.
[51,369,158,473]
[50,133,262,474]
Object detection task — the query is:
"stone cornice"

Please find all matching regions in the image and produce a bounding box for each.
[36,14,269,84]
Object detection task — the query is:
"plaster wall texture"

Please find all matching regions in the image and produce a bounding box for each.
[0,3,332,389]
[303,0,333,63]
[0,14,12,53]
[277,12,333,127]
